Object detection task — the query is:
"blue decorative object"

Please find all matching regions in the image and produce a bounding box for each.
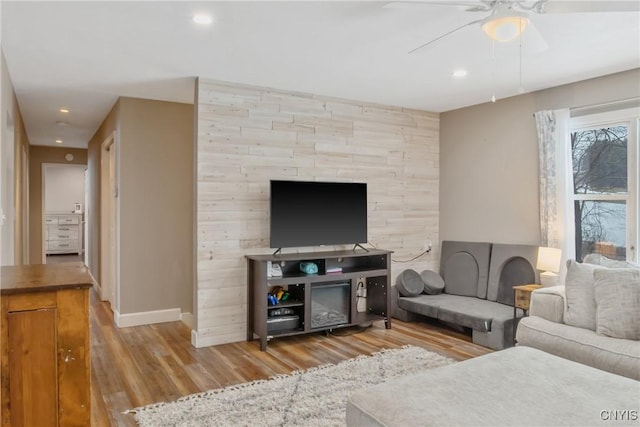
[299,262,318,275]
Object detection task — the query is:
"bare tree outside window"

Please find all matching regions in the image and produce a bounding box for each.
[571,126,627,261]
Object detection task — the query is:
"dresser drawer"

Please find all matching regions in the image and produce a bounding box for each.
[47,241,79,251]
[48,224,77,234]
[48,230,79,241]
[57,215,80,225]
[44,216,58,225]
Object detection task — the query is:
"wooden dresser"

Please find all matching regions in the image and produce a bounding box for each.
[1,263,93,427]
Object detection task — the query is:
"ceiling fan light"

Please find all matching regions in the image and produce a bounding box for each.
[482,15,529,42]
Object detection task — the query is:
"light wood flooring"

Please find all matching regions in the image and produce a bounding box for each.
[90,290,492,426]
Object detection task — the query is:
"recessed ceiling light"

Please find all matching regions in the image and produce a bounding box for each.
[193,14,213,25]
[55,139,63,144]
[59,108,69,113]
[452,69,468,78]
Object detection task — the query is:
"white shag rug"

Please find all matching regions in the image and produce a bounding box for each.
[129,345,454,427]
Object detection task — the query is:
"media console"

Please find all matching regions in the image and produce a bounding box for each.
[246,249,392,350]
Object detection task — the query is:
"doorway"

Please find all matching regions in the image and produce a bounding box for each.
[42,163,86,264]
[100,132,118,309]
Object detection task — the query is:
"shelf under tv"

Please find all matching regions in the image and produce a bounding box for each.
[246,249,392,350]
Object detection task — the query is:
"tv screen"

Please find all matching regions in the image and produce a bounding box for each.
[270,180,367,249]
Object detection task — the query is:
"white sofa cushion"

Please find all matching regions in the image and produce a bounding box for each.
[594,268,640,340]
[516,315,640,380]
[347,347,640,426]
[584,253,640,269]
[564,260,600,331]
[529,286,565,323]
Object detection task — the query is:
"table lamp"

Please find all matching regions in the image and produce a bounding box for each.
[537,247,562,287]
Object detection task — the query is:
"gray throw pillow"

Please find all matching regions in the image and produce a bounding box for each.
[420,270,444,295]
[593,268,640,340]
[564,259,601,331]
[396,269,424,297]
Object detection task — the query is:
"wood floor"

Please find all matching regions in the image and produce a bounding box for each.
[90,290,492,427]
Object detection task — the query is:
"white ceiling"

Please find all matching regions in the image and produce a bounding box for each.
[1,1,639,149]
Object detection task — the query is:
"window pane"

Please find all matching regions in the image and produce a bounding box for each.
[571,126,628,194]
[574,200,626,261]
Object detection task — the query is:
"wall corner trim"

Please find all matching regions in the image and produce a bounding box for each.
[181,312,194,329]
[114,307,181,328]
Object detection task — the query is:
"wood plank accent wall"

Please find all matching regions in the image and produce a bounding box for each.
[195,78,440,347]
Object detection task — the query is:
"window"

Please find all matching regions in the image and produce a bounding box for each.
[570,109,639,262]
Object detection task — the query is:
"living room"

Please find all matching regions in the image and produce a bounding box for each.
[0,1,639,426]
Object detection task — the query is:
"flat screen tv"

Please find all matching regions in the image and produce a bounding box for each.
[270,180,367,249]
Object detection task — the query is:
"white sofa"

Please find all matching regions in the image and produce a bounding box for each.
[516,276,640,380]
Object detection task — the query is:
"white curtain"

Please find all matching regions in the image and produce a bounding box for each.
[535,108,574,279]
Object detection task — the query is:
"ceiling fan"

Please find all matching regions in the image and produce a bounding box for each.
[384,1,640,54]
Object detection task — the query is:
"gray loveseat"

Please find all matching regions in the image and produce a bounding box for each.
[393,241,539,350]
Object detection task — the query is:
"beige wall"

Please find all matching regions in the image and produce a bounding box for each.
[28,146,88,263]
[195,79,440,347]
[117,97,194,315]
[1,53,31,266]
[0,50,22,266]
[440,69,640,245]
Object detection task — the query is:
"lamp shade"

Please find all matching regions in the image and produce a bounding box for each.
[536,247,562,273]
[481,14,529,42]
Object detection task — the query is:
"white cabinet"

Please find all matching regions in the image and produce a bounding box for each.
[45,213,83,255]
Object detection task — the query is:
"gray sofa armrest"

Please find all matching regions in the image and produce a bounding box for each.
[529,285,565,324]
[390,285,420,322]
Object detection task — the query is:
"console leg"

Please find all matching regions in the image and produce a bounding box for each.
[385,317,392,329]
[260,337,267,351]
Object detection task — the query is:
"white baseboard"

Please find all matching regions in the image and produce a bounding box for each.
[92,281,104,300]
[191,330,223,348]
[191,329,244,348]
[114,307,181,328]
[181,312,194,329]
[191,329,200,347]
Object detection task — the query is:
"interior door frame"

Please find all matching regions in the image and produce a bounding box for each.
[41,162,88,264]
[100,131,119,309]
[21,143,29,263]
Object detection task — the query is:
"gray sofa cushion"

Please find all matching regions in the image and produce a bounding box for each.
[516,315,640,380]
[438,306,492,332]
[397,294,440,318]
[440,241,491,298]
[420,270,444,295]
[396,269,423,297]
[564,259,600,331]
[397,293,517,333]
[437,298,516,332]
[593,268,640,340]
[487,243,538,305]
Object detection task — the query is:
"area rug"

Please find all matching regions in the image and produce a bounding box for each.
[128,345,454,427]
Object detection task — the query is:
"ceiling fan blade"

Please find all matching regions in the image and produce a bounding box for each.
[384,1,492,12]
[539,1,640,14]
[520,19,549,54]
[408,18,483,54]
